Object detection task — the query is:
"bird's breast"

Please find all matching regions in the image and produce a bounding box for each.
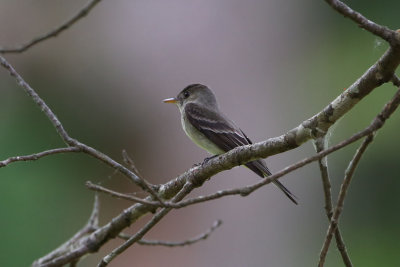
[181,112,224,155]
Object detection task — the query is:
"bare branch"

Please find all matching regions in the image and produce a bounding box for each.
[120,150,166,205]
[315,137,334,217]
[138,220,222,247]
[325,0,399,45]
[314,138,352,267]
[0,0,104,54]
[33,173,190,266]
[165,87,400,209]
[122,149,141,175]
[117,220,222,247]
[33,195,100,267]
[78,144,161,196]
[318,134,374,267]
[85,86,400,212]
[0,56,74,144]
[0,55,161,197]
[0,147,80,168]
[22,76,400,266]
[86,181,165,207]
[87,194,100,229]
[98,182,195,267]
[159,46,400,200]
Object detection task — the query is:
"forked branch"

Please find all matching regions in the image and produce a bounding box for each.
[0,0,104,54]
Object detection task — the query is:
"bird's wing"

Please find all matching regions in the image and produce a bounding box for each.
[185,103,251,152]
[185,104,298,204]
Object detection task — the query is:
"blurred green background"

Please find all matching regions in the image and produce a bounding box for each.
[1,0,399,266]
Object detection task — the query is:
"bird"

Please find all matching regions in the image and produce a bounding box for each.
[163,84,297,204]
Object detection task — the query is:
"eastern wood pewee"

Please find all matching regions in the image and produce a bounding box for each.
[163,84,297,204]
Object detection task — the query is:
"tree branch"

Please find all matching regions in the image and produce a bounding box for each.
[0,147,81,167]
[318,134,374,267]
[314,137,334,217]
[314,137,352,267]
[32,194,100,267]
[98,182,195,267]
[86,83,400,212]
[325,0,400,45]
[0,0,104,54]
[122,149,142,177]
[86,181,165,207]
[161,85,400,209]
[33,83,400,266]
[0,55,163,202]
[52,86,398,267]
[132,220,222,247]
[0,56,73,144]
[13,60,398,266]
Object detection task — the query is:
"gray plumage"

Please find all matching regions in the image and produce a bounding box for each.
[164,84,297,204]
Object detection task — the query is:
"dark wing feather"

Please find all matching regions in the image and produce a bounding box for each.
[185,103,251,152]
[185,103,270,175]
[185,103,298,204]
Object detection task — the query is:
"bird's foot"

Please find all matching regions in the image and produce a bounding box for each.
[202,155,218,165]
[192,155,219,168]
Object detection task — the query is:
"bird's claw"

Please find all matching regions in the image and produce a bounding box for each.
[202,155,218,165]
[192,155,218,168]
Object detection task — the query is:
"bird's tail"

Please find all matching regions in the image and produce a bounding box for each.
[246,160,298,205]
[272,179,298,205]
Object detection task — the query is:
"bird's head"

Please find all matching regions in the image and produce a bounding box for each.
[163,84,218,110]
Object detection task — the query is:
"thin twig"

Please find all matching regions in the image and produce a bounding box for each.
[33,195,100,267]
[87,194,100,228]
[120,150,166,205]
[0,0,104,54]
[315,138,353,267]
[98,182,195,267]
[77,143,164,202]
[318,134,374,267]
[117,220,223,247]
[122,149,141,175]
[325,0,399,45]
[0,56,73,144]
[0,55,163,200]
[86,181,165,207]
[0,147,81,167]
[315,137,334,218]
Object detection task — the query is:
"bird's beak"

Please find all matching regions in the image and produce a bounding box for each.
[163,97,178,104]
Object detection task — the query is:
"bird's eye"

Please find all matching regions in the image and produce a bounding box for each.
[183,91,190,98]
